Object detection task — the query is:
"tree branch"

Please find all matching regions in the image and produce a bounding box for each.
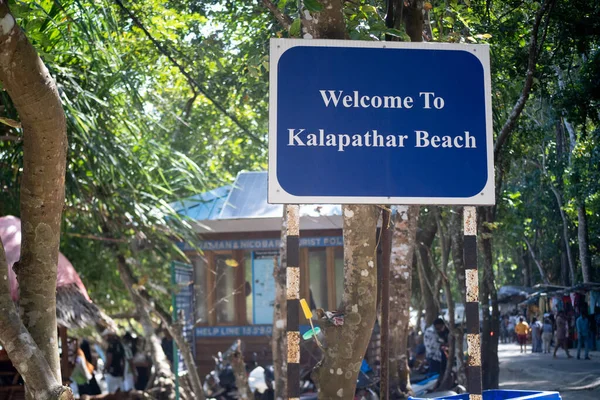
[112,0,266,148]
[493,0,556,160]
[0,134,20,141]
[523,236,549,284]
[0,0,67,385]
[262,0,292,30]
[114,254,206,400]
[0,241,70,399]
[64,232,127,243]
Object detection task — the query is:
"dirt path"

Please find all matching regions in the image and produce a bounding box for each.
[498,342,600,400]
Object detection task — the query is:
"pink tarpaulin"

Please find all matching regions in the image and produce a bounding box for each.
[0,215,90,302]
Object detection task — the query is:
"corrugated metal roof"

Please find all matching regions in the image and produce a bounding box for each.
[171,185,231,220]
[220,171,281,219]
[175,171,341,222]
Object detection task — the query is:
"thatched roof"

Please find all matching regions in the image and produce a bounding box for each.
[1,216,115,331]
[56,284,116,330]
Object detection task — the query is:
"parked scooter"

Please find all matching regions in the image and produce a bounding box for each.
[204,343,241,400]
[248,364,274,400]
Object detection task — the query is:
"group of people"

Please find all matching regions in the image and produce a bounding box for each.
[70,330,152,396]
[508,311,595,360]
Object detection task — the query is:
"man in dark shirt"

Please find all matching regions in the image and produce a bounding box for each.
[102,330,126,392]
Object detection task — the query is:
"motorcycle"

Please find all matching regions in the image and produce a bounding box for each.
[203,343,241,400]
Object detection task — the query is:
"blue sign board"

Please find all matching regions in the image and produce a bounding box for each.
[179,236,344,251]
[268,39,494,205]
[196,325,273,337]
[171,262,195,375]
[252,251,278,324]
[195,324,314,337]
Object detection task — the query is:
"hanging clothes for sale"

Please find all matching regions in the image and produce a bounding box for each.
[590,291,600,315]
[564,296,572,313]
[552,296,563,312]
[539,297,547,314]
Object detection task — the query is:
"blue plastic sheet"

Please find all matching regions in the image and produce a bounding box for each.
[408,389,561,400]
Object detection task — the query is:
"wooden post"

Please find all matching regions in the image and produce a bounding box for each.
[286,205,300,399]
[58,326,69,382]
[464,206,482,400]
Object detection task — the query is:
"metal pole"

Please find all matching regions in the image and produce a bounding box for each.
[380,209,392,400]
[464,206,483,400]
[286,205,300,400]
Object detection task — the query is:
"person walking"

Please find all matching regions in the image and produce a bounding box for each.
[576,312,592,360]
[424,318,447,376]
[103,330,126,392]
[531,317,542,353]
[542,317,553,354]
[122,332,138,391]
[77,339,101,395]
[515,317,530,353]
[553,311,572,359]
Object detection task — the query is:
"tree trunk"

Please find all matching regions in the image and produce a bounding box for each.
[389,206,419,396]
[0,3,72,399]
[229,340,253,400]
[433,208,457,391]
[523,237,549,284]
[416,211,439,326]
[561,251,569,286]
[448,207,466,387]
[313,205,380,399]
[136,303,176,400]
[478,207,500,390]
[115,255,206,400]
[522,248,531,287]
[272,207,287,399]
[548,183,576,284]
[577,203,591,283]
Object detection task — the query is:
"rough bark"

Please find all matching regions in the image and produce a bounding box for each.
[577,203,591,283]
[313,205,380,399]
[0,245,72,400]
[135,303,176,400]
[416,211,440,326]
[433,209,456,390]
[229,340,253,400]
[388,206,419,396]
[0,3,72,399]
[0,0,67,387]
[300,0,347,39]
[477,207,500,390]
[261,0,292,30]
[115,255,206,400]
[449,207,466,303]
[448,207,466,386]
[272,206,288,400]
[403,1,425,42]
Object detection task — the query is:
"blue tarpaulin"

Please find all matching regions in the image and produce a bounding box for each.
[409,390,561,400]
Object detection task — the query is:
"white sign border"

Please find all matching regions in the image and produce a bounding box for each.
[268,38,495,206]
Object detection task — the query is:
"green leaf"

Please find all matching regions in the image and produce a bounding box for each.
[289,18,301,37]
[304,0,324,13]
